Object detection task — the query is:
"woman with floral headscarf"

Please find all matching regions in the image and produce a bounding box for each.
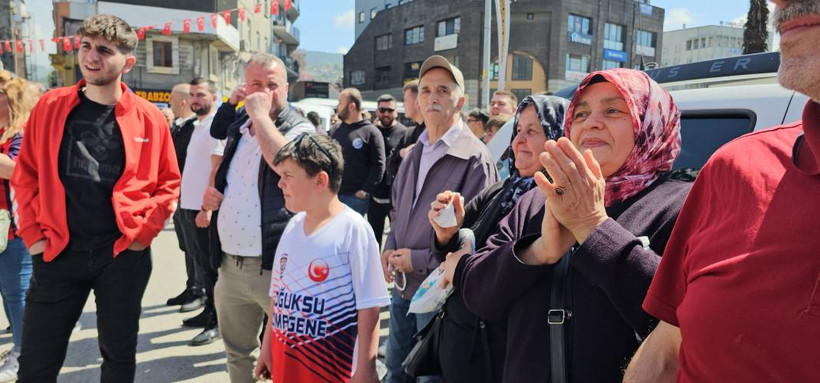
[425,95,569,383]
[447,69,692,382]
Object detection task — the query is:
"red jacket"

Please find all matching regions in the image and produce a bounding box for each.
[11,80,180,261]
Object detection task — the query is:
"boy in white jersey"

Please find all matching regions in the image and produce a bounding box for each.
[256,133,389,383]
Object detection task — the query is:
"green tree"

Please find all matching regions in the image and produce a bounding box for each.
[743,0,769,54]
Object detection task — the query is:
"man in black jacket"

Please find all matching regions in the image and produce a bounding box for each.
[201,53,314,383]
[331,87,385,215]
[368,94,407,246]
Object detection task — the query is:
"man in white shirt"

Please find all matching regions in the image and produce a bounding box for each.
[174,77,225,347]
[201,53,315,383]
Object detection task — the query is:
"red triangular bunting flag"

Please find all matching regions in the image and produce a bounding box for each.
[74,35,81,49]
[183,19,191,34]
[0,43,4,54]
[27,40,33,53]
[272,0,279,15]
[222,10,231,25]
[15,40,22,53]
[62,37,71,52]
[51,37,59,43]
[285,0,291,11]
[39,39,45,51]
[254,3,262,13]
[197,17,205,31]
[163,22,172,35]
[211,13,218,28]
[239,8,246,22]
[137,28,145,40]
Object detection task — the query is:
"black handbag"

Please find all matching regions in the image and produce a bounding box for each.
[548,250,573,383]
[402,308,445,377]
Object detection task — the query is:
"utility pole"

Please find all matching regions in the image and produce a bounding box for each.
[481,0,491,108]
[496,0,510,91]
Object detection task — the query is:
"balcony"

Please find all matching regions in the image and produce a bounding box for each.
[96,2,240,51]
[273,19,299,46]
[286,0,300,21]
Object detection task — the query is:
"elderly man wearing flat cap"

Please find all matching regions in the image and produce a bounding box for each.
[381,55,498,382]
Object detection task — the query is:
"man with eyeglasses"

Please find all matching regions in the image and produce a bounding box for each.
[368,94,409,246]
[465,108,489,141]
[201,52,314,383]
[331,88,386,215]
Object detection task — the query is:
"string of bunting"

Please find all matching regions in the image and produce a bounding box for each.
[0,0,292,55]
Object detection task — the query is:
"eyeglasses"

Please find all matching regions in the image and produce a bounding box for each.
[287,133,337,179]
[378,107,395,113]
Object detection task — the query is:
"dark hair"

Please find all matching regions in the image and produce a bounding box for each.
[274,134,344,192]
[306,111,322,126]
[78,14,138,54]
[343,88,362,111]
[468,108,489,125]
[403,80,419,96]
[189,77,217,94]
[377,93,396,104]
[485,114,512,133]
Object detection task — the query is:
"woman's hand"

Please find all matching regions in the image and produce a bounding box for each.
[536,138,609,244]
[439,239,473,288]
[427,191,465,246]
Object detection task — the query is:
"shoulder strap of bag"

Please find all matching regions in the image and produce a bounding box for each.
[548,251,573,383]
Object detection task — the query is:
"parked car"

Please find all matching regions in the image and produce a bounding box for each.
[488,52,807,179]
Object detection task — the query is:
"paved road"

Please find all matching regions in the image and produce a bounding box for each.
[0,224,391,382]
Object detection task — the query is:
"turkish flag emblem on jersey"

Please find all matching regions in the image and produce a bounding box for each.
[308,259,330,283]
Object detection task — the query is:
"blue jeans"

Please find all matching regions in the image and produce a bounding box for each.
[0,237,32,353]
[385,289,440,383]
[339,194,369,215]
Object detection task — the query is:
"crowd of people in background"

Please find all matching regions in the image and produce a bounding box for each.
[0,0,817,382]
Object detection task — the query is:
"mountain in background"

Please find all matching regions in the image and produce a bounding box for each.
[294,49,343,91]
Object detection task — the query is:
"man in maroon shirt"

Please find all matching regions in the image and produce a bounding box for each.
[624,1,820,381]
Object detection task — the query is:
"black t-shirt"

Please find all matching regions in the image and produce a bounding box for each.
[58,90,125,251]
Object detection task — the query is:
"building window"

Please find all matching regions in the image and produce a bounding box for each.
[405,25,424,45]
[636,30,656,56]
[566,54,589,73]
[602,60,622,70]
[568,14,592,45]
[603,23,624,51]
[512,89,531,102]
[147,35,179,74]
[686,40,692,50]
[376,66,391,85]
[511,54,533,81]
[437,17,461,37]
[358,12,365,24]
[351,70,365,86]
[490,62,499,80]
[404,61,422,80]
[370,8,378,20]
[375,34,392,51]
[153,41,172,67]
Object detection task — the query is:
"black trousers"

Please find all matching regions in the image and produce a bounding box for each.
[18,245,152,383]
[176,209,218,314]
[367,199,391,248]
[173,209,201,294]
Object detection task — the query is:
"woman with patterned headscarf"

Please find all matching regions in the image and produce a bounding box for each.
[425,95,569,383]
[445,69,692,382]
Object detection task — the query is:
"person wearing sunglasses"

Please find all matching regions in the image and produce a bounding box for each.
[332,88,387,215]
[368,94,409,247]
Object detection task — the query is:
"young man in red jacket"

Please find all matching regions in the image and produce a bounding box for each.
[10,15,180,382]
